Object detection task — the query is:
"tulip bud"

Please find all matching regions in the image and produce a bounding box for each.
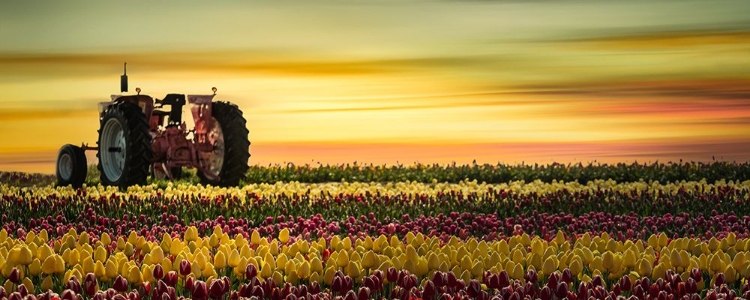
[165,271,178,287]
[9,268,21,284]
[179,260,191,277]
[715,273,726,286]
[467,280,481,298]
[540,286,552,300]
[245,264,257,280]
[209,279,225,299]
[332,276,342,293]
[84,273,98,296]
[192,281,207,300]
[113,276,129,293]
[357,287,370,300]
[344,290,356,300]
[386,267,398,283]
[17,284,28,298]
[185,277,195,292]
[153,265,164,280]
[60,290,76,300]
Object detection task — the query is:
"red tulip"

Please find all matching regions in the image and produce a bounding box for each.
[9,268,21,284]
[84,273,98,296]
[208,279,225,299]
[467,280,481,298]
[245,264,257,280]
[113,276,129,293]
[153,264,164,280]
[179,260,191,276]
[60,290,76,300]
[185,277,195,292]
[192,281,207,300]
[356,287,370,300]
[386,267,398,283]
[539,286,552,300]
[165,271,178,287]
[17,284,28,298]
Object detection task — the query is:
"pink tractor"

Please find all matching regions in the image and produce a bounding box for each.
[55,63,250,188]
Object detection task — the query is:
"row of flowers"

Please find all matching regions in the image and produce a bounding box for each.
[2,180,749,227]
[2,210,750,246]
[244,161,750,184]
[5,161,750,187]
[1,228,750,298]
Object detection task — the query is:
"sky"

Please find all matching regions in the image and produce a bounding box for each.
[1,0,749,173]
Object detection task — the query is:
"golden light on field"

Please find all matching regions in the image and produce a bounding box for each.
[1,1,749,173]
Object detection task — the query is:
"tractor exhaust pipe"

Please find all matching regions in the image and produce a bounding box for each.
[120,62,128,93]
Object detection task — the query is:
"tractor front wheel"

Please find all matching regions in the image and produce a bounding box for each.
[98,102,152,188]
[198,101,250,187]
[56,144,87,188]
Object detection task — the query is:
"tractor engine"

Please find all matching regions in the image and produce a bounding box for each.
[151,125,193,164]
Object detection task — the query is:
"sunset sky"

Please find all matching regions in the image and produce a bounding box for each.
[1,1,749,173]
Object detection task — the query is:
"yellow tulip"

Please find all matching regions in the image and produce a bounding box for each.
[41,275,53,291]
[226,249,240,268]
[590,256,604,273]
[637,258,652,277]
[3,280,11,294]
[116,237,126,251]
[251,230,262,245]
[94,246,108,263]
[284,260,295,275]
[470,260,483,278]
[622,250,637,268]
[82,256,95,275]
[106,259,119,279]
[79,232,90,246]
[542,256,557,275]
[29,258,42,276]
[299,260,311,279]
[127,265,142,284]
[123,243,134,257]
[724,265,737,283]
[279,228,290,244]
[602,251,615,272]
[95,261,106,279]
[511,262,524,280]
[323,267,336,285]
[310,257,324,274]
[100,233,112,246]
[272,271,283,287]
[37,243,54,262]
[710,254,724,273]
[127,231,138,246]
[346,261,361,279]
[54,255,65,274]
[22,277,34,293]
[142,264,155,283]
[213,251,227,269]
[337,250,349,267]
[569,257,583,276]
[150,246,165,264]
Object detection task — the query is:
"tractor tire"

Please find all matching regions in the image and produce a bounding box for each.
[56,144,87,188]
[198,101,250,187]
[97,101,152,188]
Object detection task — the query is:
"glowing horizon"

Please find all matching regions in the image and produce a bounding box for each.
[1,1,749,174]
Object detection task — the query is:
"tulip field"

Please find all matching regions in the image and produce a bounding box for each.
[1,162,750,300]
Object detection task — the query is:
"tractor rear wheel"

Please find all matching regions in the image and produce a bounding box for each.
[198,101,250,187]
[97,102,152,188]
[56,144,87,188]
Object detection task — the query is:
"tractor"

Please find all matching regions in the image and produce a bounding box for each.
[55,63,250,188]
